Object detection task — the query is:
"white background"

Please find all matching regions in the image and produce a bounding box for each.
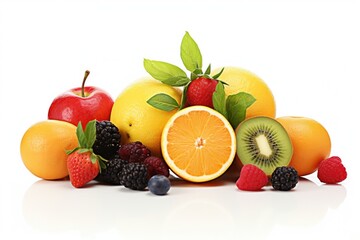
[1,0,360,239]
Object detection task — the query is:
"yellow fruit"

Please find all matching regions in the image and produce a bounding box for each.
[20,120,78,180]
[213,66,276,119]
[277,116,331,176]
[110,78,182,157]
[161,106,236,182]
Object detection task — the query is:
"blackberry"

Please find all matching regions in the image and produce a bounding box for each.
[271,166,298,191]
[95,155,128,185]
[93,120,121,160]
[120,162,148,190]
[118,141,151,163]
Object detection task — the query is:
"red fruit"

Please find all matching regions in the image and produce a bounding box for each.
[67,151,100,188]
[118,141,151,163]
[317,156,347,184]
[48,70,114,128]
[144,156,170,178]
[236,164,269,191]
[186,77,218,108]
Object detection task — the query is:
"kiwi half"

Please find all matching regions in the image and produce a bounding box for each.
[236,116,293,176]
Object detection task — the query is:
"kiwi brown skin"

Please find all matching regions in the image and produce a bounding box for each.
[235,116,293,176]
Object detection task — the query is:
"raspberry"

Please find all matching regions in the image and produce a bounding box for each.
[236,164,268,191]
[317,156,347,184]
[144,156,170,179]
[271,166,298,191]
[118,141,151,163]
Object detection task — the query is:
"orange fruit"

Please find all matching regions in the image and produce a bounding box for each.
[276,116,331,176]
[213,66,276,118]
[20,120,78,180]
[161,106,236,182]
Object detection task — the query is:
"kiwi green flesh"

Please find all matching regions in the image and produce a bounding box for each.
[236,116,293,176]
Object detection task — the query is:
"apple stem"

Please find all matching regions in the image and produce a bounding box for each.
[82,70,90,97]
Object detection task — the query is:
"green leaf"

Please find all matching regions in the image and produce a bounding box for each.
[65,147,79,155]
[204,64,211,75]
[212,67,225,79]
[218,80,229,86]
[193,68,203,75]
[147,93,180,111]
[212,82,227,118]
[90,153,98,164]
[190,72,198,81]
[162,76,190,86]
[78,148,90,154]
[179,83,189,110]
[144,59,188,84]
[84,120,97,148]
[226,92,256,129]
[98,160,107,172]
[76,122,87,148]
[180,32,202,72]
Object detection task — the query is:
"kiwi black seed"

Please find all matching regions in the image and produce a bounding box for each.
[235,116,293,176]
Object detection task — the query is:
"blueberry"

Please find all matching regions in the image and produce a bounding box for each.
[148,175,171,195]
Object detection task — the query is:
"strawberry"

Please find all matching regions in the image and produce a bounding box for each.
[144,32,255,129]
[186,76,218,108]
[67,151,100,188]
[236,164,269,191]
[317,156,347,184]
[66,120,106,188]
[144,32,227,111]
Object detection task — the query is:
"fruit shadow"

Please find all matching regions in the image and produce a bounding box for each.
[169,173,236,188]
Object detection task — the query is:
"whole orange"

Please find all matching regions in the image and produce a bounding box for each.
[276,116,331,176]
[20,120,78,180]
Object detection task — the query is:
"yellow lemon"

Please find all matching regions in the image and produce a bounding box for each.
[110,78,182,157]
[213,66,276,119]
[20,120,78,180]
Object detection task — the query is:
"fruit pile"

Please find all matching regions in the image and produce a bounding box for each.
[20,32,347,195]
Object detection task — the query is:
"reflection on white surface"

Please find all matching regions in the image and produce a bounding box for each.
[22,177,347,239]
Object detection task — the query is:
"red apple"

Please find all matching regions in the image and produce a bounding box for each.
[48,70,114,127]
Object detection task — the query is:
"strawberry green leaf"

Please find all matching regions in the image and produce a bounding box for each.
[162,76,190,86]
[98,159,107,172]
[90,153,98,164]
[212,67,225,79]
[147,93,180,111]
[179,84,189,110]
[76,122,87,148]
[193,68,203,75]
[84,120,97,148]
[144,59,188,84]
[91,152,107,173]
[181,32,202,72]
[218,80,229,86]
[190,72,197,81]
[212,82,227,118]
[65,147,79,155]
[226,92,256,129]
[78,148,90,154]
[204,64,211,75]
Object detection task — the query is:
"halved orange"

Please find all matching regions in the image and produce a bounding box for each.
[161,106,236,182]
